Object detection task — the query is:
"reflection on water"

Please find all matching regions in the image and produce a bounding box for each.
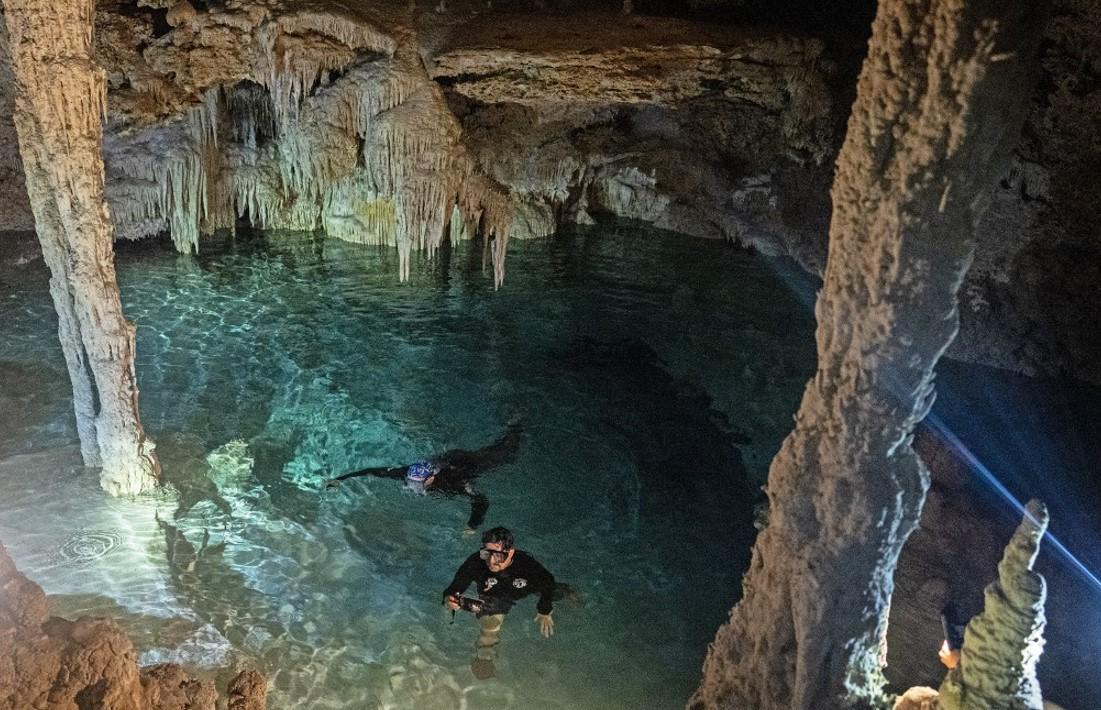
[0,226,816,708]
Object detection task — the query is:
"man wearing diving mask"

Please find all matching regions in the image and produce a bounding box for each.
[443,526,557,679]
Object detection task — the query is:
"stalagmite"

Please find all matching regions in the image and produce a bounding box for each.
[690,1,1048,708]
[2,0,160,495]
[937,500,1048,709]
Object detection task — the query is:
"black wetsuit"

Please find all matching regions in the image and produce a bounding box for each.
[326,423,521,528]
[442,550,556,616]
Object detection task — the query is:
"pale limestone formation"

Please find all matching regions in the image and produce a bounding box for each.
[3,2,835,290]
[2,3,1098,382]
[2,0,159,495]
[96,0,515,285]
[938,499,1049,710]
[690,0,1047,708]
[884,429,1006,694]
[430,14,827,112]
[431,12,834,256]
[0,540,264,710]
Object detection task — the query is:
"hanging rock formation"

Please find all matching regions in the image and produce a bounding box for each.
[690,0,1048,707]
[2,0,159,495]
[428,8,834,262]
[95,0,515,285]
[0,540,266,710]
[15,0,834,290]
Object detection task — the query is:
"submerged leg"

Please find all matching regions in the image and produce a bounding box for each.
[471,613,506,679]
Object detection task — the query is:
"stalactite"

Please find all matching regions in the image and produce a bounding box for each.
[448,203,464,245]
[98,3,515,283]
[106,86,227,252]
[460,175,513,288]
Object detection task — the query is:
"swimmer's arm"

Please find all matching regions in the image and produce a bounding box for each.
[531,560,556,616]
[465,488,489,530]
[324,465,406,488]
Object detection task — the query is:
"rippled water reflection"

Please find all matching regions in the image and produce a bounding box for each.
[0,225,816,709]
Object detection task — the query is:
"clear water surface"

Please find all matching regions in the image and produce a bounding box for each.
[0,225,817,709]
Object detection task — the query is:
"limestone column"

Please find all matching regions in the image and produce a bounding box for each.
[691,1,1047,708]
[2,0,159,495]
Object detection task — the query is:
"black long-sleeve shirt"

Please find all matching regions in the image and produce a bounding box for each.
[442,550,556,616]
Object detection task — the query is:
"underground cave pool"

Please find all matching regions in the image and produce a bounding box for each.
[0,224,819,709]
[4,223,1101,708]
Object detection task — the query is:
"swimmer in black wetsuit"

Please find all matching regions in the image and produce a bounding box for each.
[323,421,522,530]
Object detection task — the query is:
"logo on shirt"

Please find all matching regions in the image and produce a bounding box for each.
[513,578,527,589]
[484,577,498,591]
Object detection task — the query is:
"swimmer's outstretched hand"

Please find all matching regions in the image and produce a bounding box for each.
[324,478,341,490]
[535,612,554,638]
[461,526,477,538]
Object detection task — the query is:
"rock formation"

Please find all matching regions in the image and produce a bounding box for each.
[429,8,834,263]
[884,428,1007,697]
[91,0,515,285]
[937,500,1049,710]
[0,540,266,710]
[0,23,29,231]
[1,2,1098,383]
[690,0,1048,707]
[890,500,1051,710]
[1,0,159,495]
[949,0,1101,384]
[227,669,268,710]
[3,0,836,281]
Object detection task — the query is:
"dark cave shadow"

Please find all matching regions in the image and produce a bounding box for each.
[555,336,758,600]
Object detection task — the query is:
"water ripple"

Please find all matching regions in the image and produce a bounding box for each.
[56,529,122,566]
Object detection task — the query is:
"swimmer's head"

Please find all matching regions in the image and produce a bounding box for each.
[404,459,438,494]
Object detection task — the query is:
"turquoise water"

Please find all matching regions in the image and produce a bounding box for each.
[0,225,816,709]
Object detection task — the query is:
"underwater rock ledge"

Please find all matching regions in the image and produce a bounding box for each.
[0,540,266,710]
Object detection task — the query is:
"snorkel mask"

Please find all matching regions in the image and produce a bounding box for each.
[404,459,438,495]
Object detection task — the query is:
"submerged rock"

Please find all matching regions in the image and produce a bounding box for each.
[0,540,266,710]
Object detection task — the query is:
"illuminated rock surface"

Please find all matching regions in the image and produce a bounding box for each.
[0,540,266,710]
[691,0,1047,707]
[938,500,1049,710]
[2,0,160,495]
[1,1,1097,379]
[893,500,1052,709]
